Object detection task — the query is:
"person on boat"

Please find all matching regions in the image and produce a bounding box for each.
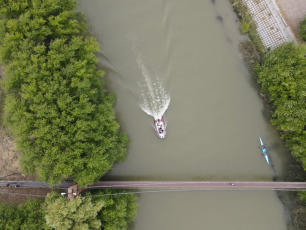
[158,127,163,134]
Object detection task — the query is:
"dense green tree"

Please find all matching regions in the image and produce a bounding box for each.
[0,191,138,229]
[298,16,306,42]
[0,198,48,230]
[92,189,138,230]
[0,0,128,186]
[44,192,103,230]
[254,43,306,168]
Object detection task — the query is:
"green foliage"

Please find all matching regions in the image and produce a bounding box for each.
[44,192,104,230]
[254,43,306,168]
[299,192,306,202]
[0,198,49,230]
[92,189,138,230]
[230,0,265,56]
[0,0,85,64]
[0,0,128,187]
[0,191,137,230]
[298,16,306,42]
[240,20,250,34]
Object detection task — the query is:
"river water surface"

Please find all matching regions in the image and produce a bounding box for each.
[78,0,291,229]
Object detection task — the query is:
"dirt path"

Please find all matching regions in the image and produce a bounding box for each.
[0,187,51,205]
[276,0,306,40]
[0,128,22,178]
[0,126,33,181]
[0,67,28,181]
[0,65,23,180]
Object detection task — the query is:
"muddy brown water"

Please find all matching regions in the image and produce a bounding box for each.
[78,0,292,229]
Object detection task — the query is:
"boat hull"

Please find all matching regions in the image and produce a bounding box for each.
[154,118,166,138]
[259,137,269,164]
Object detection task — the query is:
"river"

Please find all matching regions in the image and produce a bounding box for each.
[77,0,291,229]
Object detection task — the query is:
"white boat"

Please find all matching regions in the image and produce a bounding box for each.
[154,117,166,138]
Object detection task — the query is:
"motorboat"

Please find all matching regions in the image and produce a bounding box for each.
[154,117,166,138]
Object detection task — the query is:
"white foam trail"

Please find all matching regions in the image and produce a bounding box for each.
[137,56,170,120]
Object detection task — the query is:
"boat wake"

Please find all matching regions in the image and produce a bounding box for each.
[136,55,170,120]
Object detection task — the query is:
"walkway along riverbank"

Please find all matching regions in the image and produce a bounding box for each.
[242,0,295,49]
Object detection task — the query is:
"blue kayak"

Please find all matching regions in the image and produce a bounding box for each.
[259,136,269,165]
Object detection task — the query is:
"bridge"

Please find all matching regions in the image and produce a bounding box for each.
[1,180,306,190]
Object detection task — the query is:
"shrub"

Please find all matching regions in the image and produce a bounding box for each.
[44,192,103,230]
[240,20,250,34]
[298,16,306,42]
[0,198,48,230]
[92,189,138,230]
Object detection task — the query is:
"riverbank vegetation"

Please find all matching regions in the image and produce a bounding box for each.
[254,43,306,168]
[0,198,47,229]
[0,0,128,187]
[0,189,137,230]
[299,16,306,42]
[44,192,103,229]
[91,189,138,230]
[230,0,265,56]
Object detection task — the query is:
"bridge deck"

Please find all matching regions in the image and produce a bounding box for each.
[1,181,306,190]
[90,181,306,190]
